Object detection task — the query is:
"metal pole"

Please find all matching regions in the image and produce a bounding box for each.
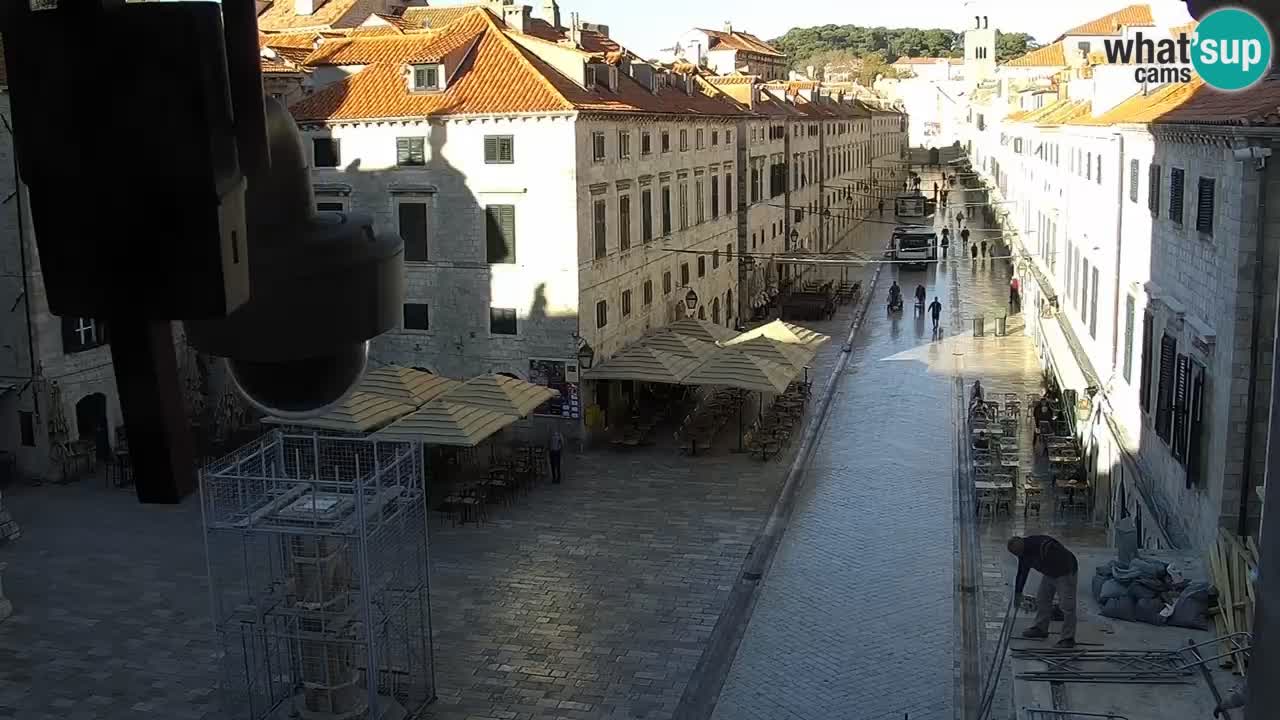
[1249,234,1280,720]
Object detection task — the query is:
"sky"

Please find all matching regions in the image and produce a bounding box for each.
[430,0,1194,58]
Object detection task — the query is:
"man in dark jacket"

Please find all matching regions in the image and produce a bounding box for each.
[1008,535,1079,648]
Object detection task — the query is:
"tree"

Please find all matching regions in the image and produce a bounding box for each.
[857,52,899,85]
[996,31,1041,62]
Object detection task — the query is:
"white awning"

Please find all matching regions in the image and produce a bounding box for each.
[1039,318,1089,393]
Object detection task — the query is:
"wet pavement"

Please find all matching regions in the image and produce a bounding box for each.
[709,176,1058,720]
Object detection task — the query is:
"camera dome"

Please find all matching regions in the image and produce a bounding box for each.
[227,341,369,419]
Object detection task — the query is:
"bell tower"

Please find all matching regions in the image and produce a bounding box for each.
[964,11,997,83]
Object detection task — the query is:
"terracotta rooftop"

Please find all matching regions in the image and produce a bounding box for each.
[1057,3,1154,39]
[257,0,379,32]
[705,74,759,86]
[1151,72,1280,126]
[1009,98,1092,125]
[399,5,480,30]
[1169,21,1198,38]
[290,7,752,123]
[697,28,785,58]
[892,56,959,65]
[1005,42,1067,68]
[260,31,324,50]
[1069,81,1202,124]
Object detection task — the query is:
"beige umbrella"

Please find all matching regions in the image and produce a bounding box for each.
[728,319,831,348]
[440,374,558,418]
[640,329,720,360]
[374,400,518,447]
[682,347,797,394]
[263,391,416,434]
[582,345,703,384]
[730,336,817,370]
[665,318,739,345]
[358,364,460,406]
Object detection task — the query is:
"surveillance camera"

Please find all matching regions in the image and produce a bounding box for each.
[1232,146,1272,162]
[185,98,404,418]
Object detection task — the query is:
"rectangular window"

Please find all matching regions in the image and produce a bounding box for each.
[1148,163,1161,216]
[595,300,607,329]
[317,201,345,212]
[1172,353,1190,462]
[489,307,517,335]
[396,136,426,166]
[1089,266,1099,339]
[1123,295,1135,382]
[697,255,706,277]
[724,173,732,212]
[411,64,440,90]
[643,280,653,306]
[1155,333,1177,442]
[641,131,652,155]
[680,263,689,285]
[641,189,653,241]
[661,187,672,235]
[592,131,606,162]
[679,129,689,151]
[712,249,720,270]
[679,182,689,229]
[663,271,672,295]
[619,195,631,252]
[403,303,429,330]
[1129,159,1139,202]
[1186,361,1206,484]
[695,128,704,149]
[711,130,719,146]
[1080,258,1089,322]
[711,175,720,219]
[485,204,516,264]
[661,131,670,152]
[1086,152,1092,180]
[62,316,106,353]
[1140,312,1154,412]
[1096,154,1102,185]
[313,138,340,167]
[398,201,429,261]
[1169,168,1185,224]
[19,410,35,447]
[1196,177,1215,235]
[621,289,632,318]
[695,180,705,224]
[483,135,514,164]
[592,199,607,259]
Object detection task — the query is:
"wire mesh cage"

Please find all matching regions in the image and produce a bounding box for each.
[200,430,435,720]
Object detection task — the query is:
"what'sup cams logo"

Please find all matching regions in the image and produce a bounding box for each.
[1103,7,1273,91]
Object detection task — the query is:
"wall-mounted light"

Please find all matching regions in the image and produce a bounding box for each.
[684,288,699,310]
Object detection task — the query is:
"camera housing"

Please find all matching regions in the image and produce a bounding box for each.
[184,98,404,418]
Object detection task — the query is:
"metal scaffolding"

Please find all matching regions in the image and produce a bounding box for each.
[200,430,435,720]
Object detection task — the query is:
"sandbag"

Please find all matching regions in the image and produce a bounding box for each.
[1100,595,1136,622]
[1167,581,1212,630]
[1134,598,1168,625]
[1111,558,1168,582]
[1092,573,1108,602]
[1099,579,1129,601]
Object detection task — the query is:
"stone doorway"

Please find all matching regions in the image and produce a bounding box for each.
[75,393,111,462]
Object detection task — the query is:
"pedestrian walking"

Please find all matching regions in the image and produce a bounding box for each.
[928,296,943,331]
[878,199,884,216]
[1010,276,1021,312]
[960,226,970,245]
[933,181,939,198]
[970,242,979,260]
[980,239,988,257]
[548,428,565,484]
[1008,535,1080,649]
[941,234,950,259]
[955,210,964,229]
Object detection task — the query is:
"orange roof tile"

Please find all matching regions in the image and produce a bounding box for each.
[1010,98,1091,125]
[697,28,785,58]
[706,74,759,86]
[893,56,955,65]
[257,0,380,32]
[1005,42,1067,68]
[1152,72,1280,126]
[1070,81,1202,125]
[1169,21,1198,38]
[1058,4,1154,38]
[399,5,477,30]
[305,25,467,65]
[260,31,324,50]
[522,17,621,54]
[371,12,417,33]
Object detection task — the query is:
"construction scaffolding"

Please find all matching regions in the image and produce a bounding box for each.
[200,430,435,720]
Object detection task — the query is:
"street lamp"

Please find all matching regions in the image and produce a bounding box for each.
[684,288,699,311]
[575,336,595,369]
[789,228,800,247]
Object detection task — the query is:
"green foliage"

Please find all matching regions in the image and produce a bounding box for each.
[770,24,1041,71]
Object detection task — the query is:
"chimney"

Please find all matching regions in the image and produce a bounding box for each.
[542,0,560,29]
[502,3,530,33]
[294,0,322,16]
[581,22,610,38]
[567,12,582,47]
[724,21,733,34]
